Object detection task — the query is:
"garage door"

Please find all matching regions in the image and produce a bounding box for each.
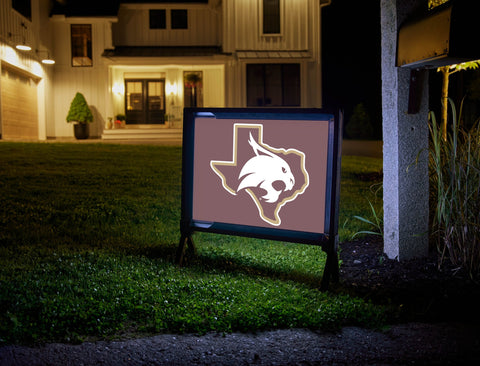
[1,65,38,140]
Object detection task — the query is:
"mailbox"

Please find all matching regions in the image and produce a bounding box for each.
[397,1,480,68]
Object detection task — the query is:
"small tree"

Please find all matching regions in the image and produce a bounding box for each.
[66,92,93,124]
[345,103,374,140]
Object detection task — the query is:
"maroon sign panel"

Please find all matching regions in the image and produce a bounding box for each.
[180,108,342,246]
[193,118,329,233]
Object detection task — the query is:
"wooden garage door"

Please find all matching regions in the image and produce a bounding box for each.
[1,65,38,140]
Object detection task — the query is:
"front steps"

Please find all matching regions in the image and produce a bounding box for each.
[102,126,182,143]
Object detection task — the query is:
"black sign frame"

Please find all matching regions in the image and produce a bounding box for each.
[177,108,343,289]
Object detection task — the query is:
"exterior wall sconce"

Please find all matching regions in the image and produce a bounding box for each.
[9,23,32,51]
[112,82,124,95]
[37,50,55,65]
[166,82,178,96]
[15,41,31,51]
[9,33,31,51]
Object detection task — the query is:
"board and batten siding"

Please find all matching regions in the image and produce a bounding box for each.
[223,0,312,52]
[112,5,221,46]
[51,19,112,138]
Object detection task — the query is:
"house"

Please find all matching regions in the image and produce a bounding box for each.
[0,0,331,141]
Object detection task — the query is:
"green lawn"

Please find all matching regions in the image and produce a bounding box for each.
[0,142,383,344]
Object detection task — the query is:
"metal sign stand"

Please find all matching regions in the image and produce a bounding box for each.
[177,108,343,290]
[320,239,339,290]
[176,229,196,266]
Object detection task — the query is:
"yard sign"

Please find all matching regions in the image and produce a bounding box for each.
[178,108,343,289]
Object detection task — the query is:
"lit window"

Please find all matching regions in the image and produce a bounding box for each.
[71,25,92,67]
[171,9,188,29]
[150,9,166,29]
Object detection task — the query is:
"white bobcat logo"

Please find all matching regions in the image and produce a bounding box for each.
[237,132,295,203]
[210,124,309,226]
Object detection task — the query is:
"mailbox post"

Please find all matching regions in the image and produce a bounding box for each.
[381,0,479,261]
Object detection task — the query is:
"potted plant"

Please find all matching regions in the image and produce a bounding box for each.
[115,114,126,128]
[66,92,93,139]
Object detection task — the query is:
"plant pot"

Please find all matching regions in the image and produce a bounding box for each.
[74,123,89,140]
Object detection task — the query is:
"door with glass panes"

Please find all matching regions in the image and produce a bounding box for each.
[125,79,165,124]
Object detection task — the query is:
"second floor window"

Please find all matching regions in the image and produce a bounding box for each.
[71,24,92,67]
[263,0,280,34]
[171,9,188,29]
[149,9,166,29]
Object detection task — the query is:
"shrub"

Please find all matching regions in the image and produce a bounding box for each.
[345,103,374,140]
[429,99,480,279]
[66,93,93,124]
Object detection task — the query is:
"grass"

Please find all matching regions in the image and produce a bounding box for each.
[0,142,384,344]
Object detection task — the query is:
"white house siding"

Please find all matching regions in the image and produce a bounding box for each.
[0,0,54,140]
[50,17,115,138]
[112,3,221,46]
[222,0,324,108]
[223,0,311,52]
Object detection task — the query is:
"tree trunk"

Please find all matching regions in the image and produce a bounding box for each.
[440,67,450,141]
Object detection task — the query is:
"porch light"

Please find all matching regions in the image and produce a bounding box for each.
[167,82,178,96]
[112,83,125,95]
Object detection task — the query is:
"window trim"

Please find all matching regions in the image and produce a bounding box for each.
[259,0,284,37]
[70,24,93,67]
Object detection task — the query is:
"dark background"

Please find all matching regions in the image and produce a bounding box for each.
[322,0,480,140]
[322,0,382,140]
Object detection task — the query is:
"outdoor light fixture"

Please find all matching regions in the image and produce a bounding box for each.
[9,23,32,52]
[15,41,31,51]
[37,50,55,65]
[9,32,31,51]
[166,82,178,96]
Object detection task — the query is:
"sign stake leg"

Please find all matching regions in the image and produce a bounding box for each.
[176,234,196,266]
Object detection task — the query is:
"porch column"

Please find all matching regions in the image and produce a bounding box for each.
[381,0,429,260]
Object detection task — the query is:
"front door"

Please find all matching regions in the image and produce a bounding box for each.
[125,79,165,124]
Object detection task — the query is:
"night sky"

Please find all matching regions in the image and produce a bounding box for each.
[322,0,382,139]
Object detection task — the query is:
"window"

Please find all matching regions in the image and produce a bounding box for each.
[12,0,31,20]
[247,64,300,107]
[171,9,188,29]
[149,9,166,29]
[184,71,203,108]
[71,25,92,67]
[263,0,280,34]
